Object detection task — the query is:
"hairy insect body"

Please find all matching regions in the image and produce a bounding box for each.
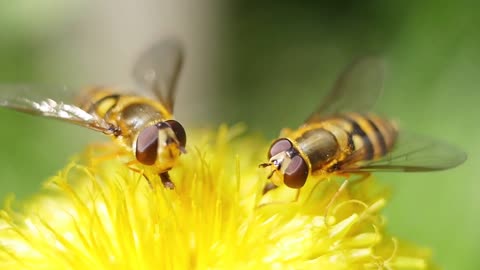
[0,39,187,189]
[296,113,398,173]
[77,88,181,174]
[268,113,398,188]
[78,89,168,142]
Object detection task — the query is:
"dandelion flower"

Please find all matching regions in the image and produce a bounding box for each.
[0,125,434,269]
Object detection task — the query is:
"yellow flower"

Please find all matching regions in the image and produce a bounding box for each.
[0,125,434,269]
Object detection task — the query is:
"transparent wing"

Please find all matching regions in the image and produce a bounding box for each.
[132,39,184,113]
[340,133,467,172]
[0,84,116,134]
[306,57,385,123]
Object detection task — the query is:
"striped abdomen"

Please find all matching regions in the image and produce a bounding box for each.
[75,87,171,146]
[294,113,398,172]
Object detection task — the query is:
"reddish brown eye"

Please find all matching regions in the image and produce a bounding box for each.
[268,138,292,158]
[165,120,186,148]
[135,125,159,165]
[284,155,308,188]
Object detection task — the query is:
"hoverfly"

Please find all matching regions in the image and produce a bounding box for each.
[260,57,466,192]
[0,39,186,189]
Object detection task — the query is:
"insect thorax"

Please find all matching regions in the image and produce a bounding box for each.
[294,128,339,171]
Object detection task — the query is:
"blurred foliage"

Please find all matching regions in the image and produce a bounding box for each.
[0,0,478,269]
[0,1,93,199]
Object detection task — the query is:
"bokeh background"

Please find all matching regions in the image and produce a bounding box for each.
[0,0,478,269]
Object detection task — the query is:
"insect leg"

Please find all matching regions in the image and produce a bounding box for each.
[262,182,278,194]
[125,160,153,189]
[256,186,302,209]
[87,143,127,166]
[294,188,302,202]
[159,172,175,189]
[262,181,302,202]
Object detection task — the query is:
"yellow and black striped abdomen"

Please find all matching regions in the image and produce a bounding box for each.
[75,87,172,147]
[75,87,121,118]
[76,87,171,126]
[324,113,398,162]
[293,113,398,173]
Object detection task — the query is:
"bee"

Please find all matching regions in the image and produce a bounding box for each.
[260,57,466,193]
[0,39,186,189]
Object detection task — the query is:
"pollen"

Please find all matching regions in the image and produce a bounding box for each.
[0,125,433,269]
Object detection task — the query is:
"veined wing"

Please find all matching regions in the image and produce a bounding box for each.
[339,132,466,172]
[306,57,385,123]
[132,39,184,113]
[0,84,117,134]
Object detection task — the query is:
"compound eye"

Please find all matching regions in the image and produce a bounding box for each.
[284,155,308,188]
[135,125,159,165]
[268,138,293,158]
[165,120,186,148]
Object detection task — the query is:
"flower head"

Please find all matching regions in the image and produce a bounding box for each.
[0,125,433,269]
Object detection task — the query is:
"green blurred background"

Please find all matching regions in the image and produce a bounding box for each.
[0,0,479,269]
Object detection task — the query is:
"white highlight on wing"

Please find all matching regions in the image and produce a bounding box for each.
[27,98,95,122]
[1,95,114,134]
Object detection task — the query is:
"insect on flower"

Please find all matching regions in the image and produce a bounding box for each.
[260,57,466,196]
[0,39,186,189]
